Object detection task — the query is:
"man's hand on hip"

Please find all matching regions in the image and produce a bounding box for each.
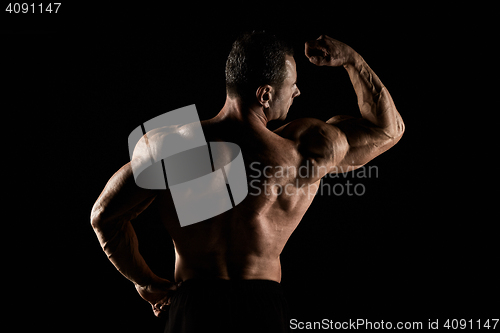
[135,277,181,317]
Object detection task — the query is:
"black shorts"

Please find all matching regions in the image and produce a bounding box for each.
[165,278,290,333]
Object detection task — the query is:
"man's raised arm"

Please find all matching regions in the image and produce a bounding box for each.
[305,35,405,170]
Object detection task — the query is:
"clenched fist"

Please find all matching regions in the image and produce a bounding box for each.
[305,35,357,67]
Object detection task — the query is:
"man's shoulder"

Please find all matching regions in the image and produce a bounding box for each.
[131,121,203,164]
[274,117,347,164]
[274,117,341,143]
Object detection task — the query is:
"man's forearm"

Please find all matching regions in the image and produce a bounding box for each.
[92,217,158,287]
[344,54,403,137]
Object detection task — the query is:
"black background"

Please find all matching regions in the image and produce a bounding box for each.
[2,3,496,332]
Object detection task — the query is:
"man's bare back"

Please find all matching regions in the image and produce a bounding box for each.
[91,33,404,321]
[158,116,323,283]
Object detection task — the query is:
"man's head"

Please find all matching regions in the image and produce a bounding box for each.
[225,31,300,121]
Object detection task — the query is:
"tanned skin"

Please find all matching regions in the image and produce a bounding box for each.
[91,35,404,317]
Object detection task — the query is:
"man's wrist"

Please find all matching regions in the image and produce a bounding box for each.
[133,273,161,288]
[344,52,363,69]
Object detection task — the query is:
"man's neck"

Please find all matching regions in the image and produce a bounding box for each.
[215,96,269,129]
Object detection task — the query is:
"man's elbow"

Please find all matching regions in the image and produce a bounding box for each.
[90,215,102,230]
[384,112,405,141]
[393,119,405,141]
[394,114,405,140]
[90,203,105,230]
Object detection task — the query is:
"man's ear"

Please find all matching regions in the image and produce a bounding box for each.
[256,85,273,108]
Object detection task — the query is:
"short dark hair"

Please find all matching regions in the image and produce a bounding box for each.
[225,31,294,103]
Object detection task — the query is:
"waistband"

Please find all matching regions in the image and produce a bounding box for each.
[178,278,283,294]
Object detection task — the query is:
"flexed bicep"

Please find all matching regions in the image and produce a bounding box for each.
[326,116,401,172]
